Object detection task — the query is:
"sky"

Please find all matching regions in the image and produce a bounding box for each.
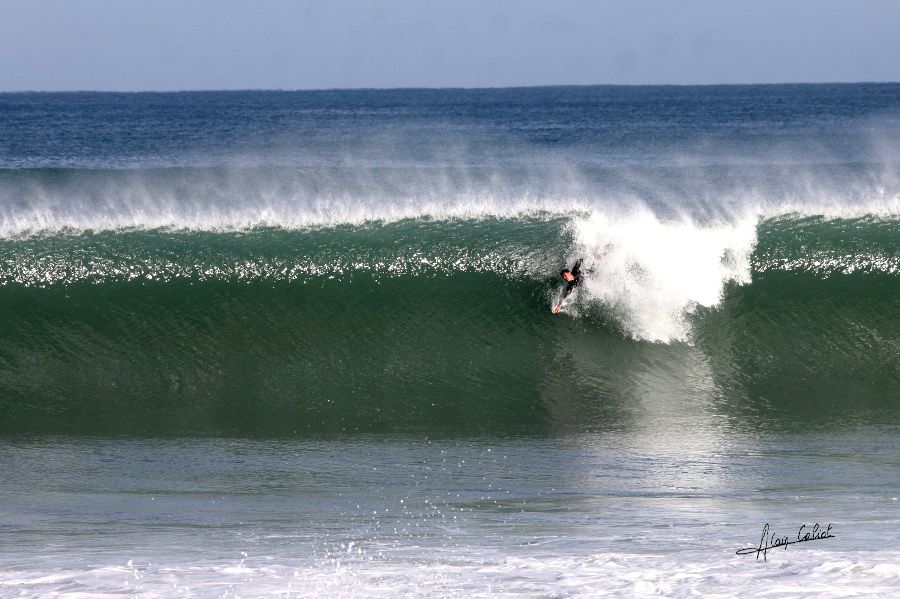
[0,0,898,91]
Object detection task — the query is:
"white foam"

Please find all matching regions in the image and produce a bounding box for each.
[1,549,897,598]
[569,209,758,343]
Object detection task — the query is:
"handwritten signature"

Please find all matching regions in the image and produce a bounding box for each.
[736,523,835,560]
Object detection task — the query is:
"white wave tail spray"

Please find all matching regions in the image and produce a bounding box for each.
[572,210,757,343]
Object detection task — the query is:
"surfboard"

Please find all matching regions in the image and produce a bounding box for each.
[551,295,571,314]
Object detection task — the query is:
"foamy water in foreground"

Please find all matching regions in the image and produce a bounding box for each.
[1,434,897,597]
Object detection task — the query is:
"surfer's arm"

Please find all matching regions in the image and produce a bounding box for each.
[571,258,584,277]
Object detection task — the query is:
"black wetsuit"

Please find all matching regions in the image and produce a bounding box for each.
[563,259,583,298]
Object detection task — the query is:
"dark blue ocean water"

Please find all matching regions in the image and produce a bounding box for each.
[0,85,898,596]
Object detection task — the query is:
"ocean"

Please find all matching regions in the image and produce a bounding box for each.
[0,85,898,596]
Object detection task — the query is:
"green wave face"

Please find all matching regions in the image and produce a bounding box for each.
[0,216,897,436]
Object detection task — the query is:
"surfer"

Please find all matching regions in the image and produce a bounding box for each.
[551,258,584,314]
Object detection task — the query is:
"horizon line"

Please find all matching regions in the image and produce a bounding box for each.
[2,80,899,94]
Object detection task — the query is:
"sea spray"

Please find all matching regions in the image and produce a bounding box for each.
[570,210,757,342]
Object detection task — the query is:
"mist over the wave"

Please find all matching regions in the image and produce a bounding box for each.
[0,157,897,236]
[1,85,898,236]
